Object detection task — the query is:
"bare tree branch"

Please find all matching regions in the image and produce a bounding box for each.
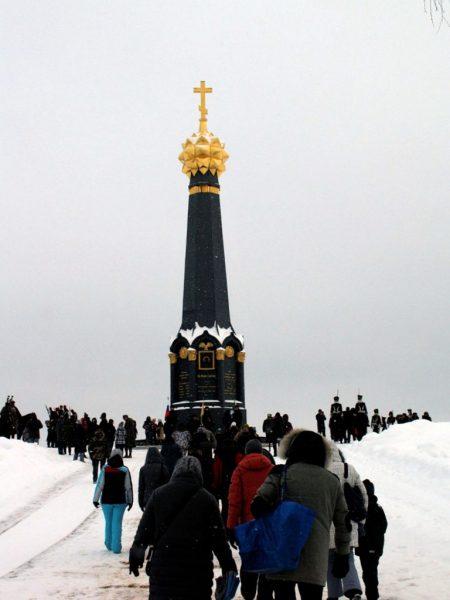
[424,0,449,30]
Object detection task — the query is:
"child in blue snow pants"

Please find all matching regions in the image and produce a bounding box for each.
[102,503,127,553]
[93,448,133,554]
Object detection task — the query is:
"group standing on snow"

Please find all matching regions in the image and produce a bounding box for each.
[1,395,416,599]
[123,416,389,600]
[314,394,432,442]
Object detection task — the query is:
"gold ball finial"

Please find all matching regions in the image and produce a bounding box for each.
[178,81,229,178]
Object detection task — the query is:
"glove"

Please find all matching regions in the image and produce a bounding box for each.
[129,545,145,577]
[226,528,237,549]
[127,503,133,512]
[332,553,349,578]
[93,501,99,508]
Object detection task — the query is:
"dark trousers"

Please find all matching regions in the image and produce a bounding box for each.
[92,458,106,482]
[272,581,323,600]
[359,552,380,600]
[240,570,276,600]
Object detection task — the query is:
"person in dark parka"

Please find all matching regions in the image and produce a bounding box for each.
[129,456,237,600]
[356,479,388,600]
[138,447,170,511]
[160,433,183,475]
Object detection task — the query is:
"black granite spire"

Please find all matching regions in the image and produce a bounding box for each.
[168,82,245,428]
[181,171,232,331]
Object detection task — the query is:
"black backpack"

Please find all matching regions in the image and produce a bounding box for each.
[343,463,367,523]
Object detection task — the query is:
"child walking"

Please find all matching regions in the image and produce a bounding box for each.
[356,479,388,600]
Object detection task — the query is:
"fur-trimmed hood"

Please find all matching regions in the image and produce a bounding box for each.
[279,428,333,465]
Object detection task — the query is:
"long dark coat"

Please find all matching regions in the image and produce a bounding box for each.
[138,447,170,510]
[132,467,235,599]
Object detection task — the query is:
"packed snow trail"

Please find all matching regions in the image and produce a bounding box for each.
[0,422,449,599]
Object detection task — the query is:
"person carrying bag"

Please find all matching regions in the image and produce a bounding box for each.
[249,430,351,600]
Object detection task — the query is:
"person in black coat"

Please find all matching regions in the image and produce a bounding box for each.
[315,410,326,437]
[129,456,237,600]
[73,420,87,461]
[356,479,388,600]
[160,434,183,475]
[138,447,170,511]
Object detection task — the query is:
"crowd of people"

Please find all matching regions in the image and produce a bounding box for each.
[1,396,410,599]
[0,395,43,442]
[123,412,388,600]
[315,394,432,443]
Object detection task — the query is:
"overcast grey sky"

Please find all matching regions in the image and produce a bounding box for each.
[1,1,449,432]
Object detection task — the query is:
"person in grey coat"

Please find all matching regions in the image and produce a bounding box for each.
[138,447,170,511]
[327,445,368,600]
[251,429,351,600]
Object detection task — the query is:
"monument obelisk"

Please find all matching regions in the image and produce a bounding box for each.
[169,81,246,427]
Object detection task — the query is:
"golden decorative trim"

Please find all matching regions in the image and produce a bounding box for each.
[179,347,188,360]
[168,352,177,365]
[216,348,225,361]
[179,82,228,177]
[199,342,214,350]
[225,346,235,358]
[188,348,197,362]
[189,185,220,196]
[237,351,246,363]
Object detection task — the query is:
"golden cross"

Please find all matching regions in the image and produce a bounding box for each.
[193,80,212,134]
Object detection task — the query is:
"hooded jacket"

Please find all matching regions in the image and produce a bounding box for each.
[227,452,273,528]
[253,429,351,586]
[93,453,133,506]
[132,456,235,600]
[327,443,368,549]
[357,480,388,557]
[138,447,170,510]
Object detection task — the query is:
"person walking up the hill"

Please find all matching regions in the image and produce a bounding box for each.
[129,456,237,600]
[161,432,183,475]
[227,439,274,600]
[251,430,351,600]
[138,447,170,511]
[326,445,368,600]
[356,479,388,600]
[89,429,108,483]
[93,448,133,554]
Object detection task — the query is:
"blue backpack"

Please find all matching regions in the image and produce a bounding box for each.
[234,468,315,573]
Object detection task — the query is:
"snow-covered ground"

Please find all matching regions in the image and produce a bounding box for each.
[0,421,448,599]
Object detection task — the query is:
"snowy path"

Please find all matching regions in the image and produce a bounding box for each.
[1,422,449,599]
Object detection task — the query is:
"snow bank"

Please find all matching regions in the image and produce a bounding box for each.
[345,421,450,599]
[346,420,450,475]
[0,438,87,524]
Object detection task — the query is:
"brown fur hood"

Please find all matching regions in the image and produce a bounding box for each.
[278,428,333,463]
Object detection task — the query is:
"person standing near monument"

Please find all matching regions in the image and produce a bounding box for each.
[330,396,343,416]
[263,413,278,454]
[123,414,137,458]
[371,410,382,434]
[316,410,327,437]
[355,395,367,415]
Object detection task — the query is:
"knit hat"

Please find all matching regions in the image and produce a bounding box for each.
[245,439,263,455]
[110,448,123,458]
